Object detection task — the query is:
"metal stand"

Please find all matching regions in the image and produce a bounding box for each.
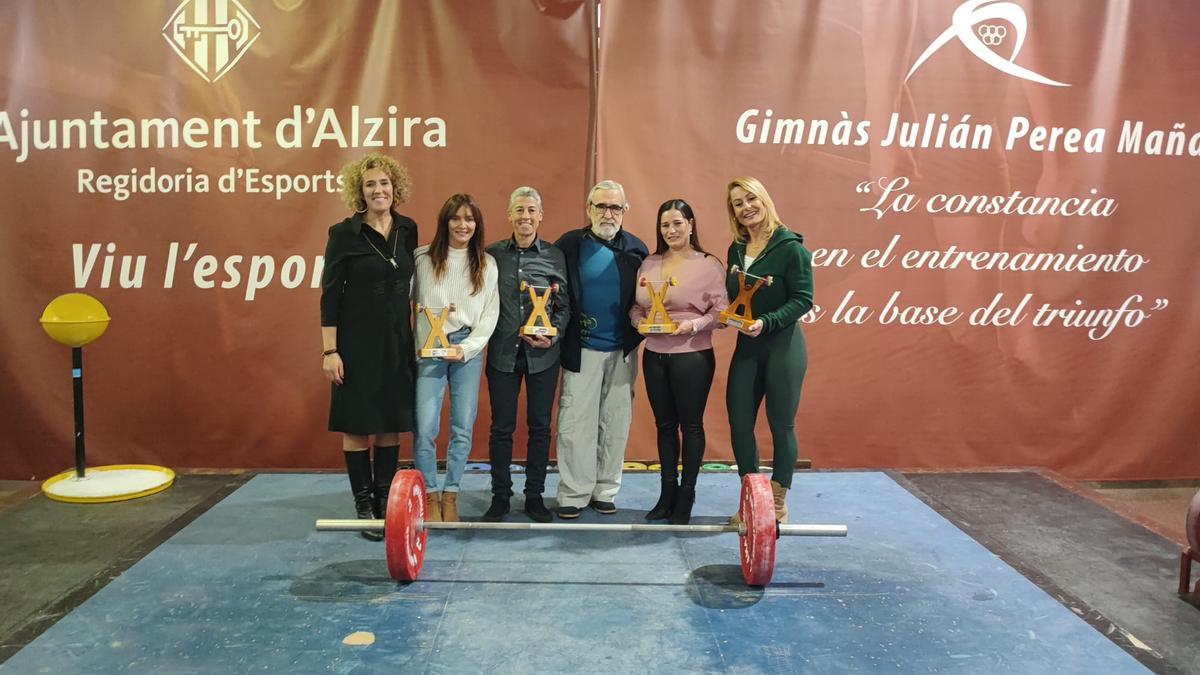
[72,347,85,478]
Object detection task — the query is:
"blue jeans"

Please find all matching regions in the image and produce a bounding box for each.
[414,328,484,492]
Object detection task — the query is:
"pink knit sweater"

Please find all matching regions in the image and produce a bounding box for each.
[629,250,729,354]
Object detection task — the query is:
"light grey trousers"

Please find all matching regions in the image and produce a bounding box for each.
[555,348,638,507]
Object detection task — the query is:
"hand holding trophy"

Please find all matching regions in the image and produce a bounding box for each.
[417,303,463,359]
[520,279,559,337]
[637,276,679,334]
[719,264,773,334]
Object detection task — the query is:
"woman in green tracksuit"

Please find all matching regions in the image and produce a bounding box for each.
[723,176,814,524]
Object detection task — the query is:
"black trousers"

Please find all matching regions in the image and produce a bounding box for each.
[487,358,560,498]
[642,349,716,488]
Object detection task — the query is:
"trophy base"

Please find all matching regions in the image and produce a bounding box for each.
[638,323,677,335]
[720,314,753,331]
[521,326,557,337]
[420,347,461,359]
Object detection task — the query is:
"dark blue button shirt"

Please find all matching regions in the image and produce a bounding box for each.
[485,236,570,374]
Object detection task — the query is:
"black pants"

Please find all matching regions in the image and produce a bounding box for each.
[487,358,560,498]
[642,349,716,488]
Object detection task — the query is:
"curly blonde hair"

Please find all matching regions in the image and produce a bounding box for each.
[340,154,412,213]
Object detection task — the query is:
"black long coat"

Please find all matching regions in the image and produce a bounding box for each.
[320,211,417,434]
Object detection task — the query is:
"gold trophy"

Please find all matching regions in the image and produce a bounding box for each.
[416,303,461,358]
[637,276,678,334]
[519,280,559,337]
[719,265,773,333]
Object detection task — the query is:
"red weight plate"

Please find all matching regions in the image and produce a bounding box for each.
[385,470,428,582]
[1187,489,1200,551]
[739,473,777,586]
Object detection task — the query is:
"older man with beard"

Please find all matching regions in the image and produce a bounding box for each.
[553,180,649,518]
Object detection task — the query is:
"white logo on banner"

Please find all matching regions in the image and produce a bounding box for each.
[977,24,1007,46]
[905,0,1069,87]
[162,0,262,83]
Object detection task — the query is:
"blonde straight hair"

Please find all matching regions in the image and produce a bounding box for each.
[726,176,783,243]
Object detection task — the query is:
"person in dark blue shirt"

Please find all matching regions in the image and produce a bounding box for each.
[481,186,570,523]
[553,180,649,518]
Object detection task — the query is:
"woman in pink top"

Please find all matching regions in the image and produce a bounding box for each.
[629,199,729,524]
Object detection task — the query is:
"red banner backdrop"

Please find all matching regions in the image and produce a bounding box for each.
[0,0,595,478]
[2,1,1197,481]
[597,0,1200,479]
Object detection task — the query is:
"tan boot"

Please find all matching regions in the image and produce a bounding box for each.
[425,493,442,523]
[770,480,788,523]
[441,492,460,522]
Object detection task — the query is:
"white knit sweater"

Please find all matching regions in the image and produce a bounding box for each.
[412,245,499,361]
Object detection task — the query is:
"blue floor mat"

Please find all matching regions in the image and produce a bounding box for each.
[2,472,1147,674]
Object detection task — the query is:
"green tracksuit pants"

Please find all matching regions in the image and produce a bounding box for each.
[725,324,807,489]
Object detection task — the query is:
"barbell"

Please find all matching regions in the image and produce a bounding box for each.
[518,280,560,292]
[728,265,773,285]
[316,470,847,586]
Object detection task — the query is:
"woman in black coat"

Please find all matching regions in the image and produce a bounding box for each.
[320,154,418,540]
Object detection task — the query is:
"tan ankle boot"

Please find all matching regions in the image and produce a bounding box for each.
[441,492,459,522]
[770,480,788,523]
[425,493,442,523]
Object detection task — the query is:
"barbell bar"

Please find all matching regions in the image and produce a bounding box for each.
[518,280,560,292]
[728,265,774,285]
[638,276,679,287]
[317,520,847,536]
[315,470,847,586]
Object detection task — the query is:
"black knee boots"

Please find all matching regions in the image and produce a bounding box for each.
[344,450,383,541]
[373,444,400,520]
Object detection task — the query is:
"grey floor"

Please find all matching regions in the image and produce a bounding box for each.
[900,471,1200,674]
[0,474,247,661]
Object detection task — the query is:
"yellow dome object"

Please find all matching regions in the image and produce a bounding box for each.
[40,293,111,347]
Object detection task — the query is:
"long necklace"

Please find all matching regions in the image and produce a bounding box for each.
[362,226,399,270]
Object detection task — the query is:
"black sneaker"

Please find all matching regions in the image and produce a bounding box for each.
[481,496,510,522]
[556,505,582,519]
[589,500,617,515]
[524,495,552,523]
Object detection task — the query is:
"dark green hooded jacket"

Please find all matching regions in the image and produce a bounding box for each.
[725,226,814,341]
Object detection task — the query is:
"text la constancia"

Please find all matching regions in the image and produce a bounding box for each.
[735,109,1200,157]
[0,106,446,163]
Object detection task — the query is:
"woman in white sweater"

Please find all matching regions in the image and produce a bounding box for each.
[412,193,499,522]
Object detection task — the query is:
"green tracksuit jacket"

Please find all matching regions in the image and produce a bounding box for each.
[724,226,814,489]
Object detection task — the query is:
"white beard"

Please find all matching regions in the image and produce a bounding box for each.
[592,222,619,240]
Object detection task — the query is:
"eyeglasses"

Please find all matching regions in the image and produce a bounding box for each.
[590,202,625,215]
